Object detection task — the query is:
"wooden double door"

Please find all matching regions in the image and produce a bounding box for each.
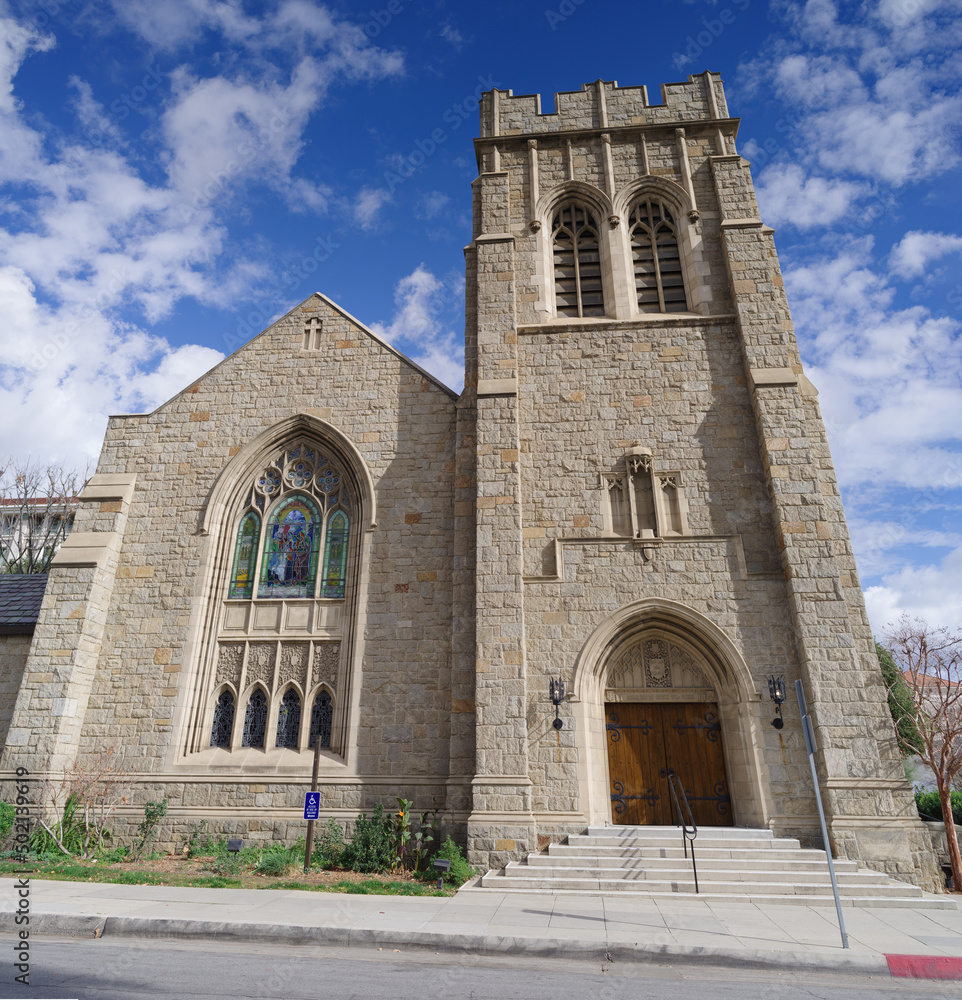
[605,702,733,827]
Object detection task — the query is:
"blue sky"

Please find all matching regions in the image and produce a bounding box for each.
[1,0,960,634]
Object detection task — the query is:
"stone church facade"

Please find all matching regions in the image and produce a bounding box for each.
[0,74,941,886]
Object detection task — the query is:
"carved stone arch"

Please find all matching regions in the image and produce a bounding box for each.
[198,411,377,538]
[611,175,692,223]
[572,598,754,704]
[570,599,767,828]
[535,180,613,230]
[612,177,701,315]
[535,182,616,320]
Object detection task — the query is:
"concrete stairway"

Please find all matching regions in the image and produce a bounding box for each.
[473,826,954,908]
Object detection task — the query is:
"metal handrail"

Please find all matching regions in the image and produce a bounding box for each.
[666,770,699,894]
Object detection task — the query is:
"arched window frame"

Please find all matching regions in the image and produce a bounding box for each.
[225,441,354,604]
[209,686,237,748]
[550,200,607,319]
[274,685,303,749]
[628,195,688,314]
[241,686,269,748]
[309,686,335,750]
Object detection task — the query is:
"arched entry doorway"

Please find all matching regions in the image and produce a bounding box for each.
[571,600,768,829]
[605,633,732,826]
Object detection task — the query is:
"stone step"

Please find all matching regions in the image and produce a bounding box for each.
[528,853,861,873]
[504,861,903,888]
[551,844,835,863]
[569,833,803,851]
[481,871,925,898]
[584,825,779,840]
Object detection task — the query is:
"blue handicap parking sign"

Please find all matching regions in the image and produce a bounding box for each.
[304,791,321,820]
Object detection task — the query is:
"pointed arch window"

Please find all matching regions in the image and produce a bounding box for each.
[630,197,688,313]
[552,202,605,318]
[241,689,268,747]
[259,495,322,598]
[275,688,302,748]
[228,512,260,599]
[209,690,235,748]
[321,510,349,599]
[310,690,333,749]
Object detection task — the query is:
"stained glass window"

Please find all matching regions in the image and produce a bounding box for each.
[228,512,260,599]
[210,690,235,747]
[275,689,302,748]
[310,690,333,749]
[258,495,321,598]
[241,689,268,747]
[321,509,349,599]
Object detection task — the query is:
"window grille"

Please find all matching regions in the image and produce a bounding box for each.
[630,198,688,313]
[209,690,235,747]
[275,688,302,748]
[310,690,333,749]
[241,689,268,747]
[552,203,605,318]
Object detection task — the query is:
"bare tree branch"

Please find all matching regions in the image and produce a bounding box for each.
[0,458,87,574]
[883,615,962,893]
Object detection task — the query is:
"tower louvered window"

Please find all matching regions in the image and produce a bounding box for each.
[630,198,687,313]
[552,203,605,318]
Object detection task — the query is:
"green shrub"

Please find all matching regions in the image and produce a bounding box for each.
[0,802,15,844]
[315,817,344,869]
[915,788,962,825]
[255,845,298,877]
[434,835,476,886]
[877,643,925,756]
[185,820,217,857]
[97,845,129,862]
[132,799,167,859]
[209,852,242,876]
[341,804,396,873]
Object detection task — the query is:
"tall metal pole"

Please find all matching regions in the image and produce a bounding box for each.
[303,736,322,873]
[795,680,849,949]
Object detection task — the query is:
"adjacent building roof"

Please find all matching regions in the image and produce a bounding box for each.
[0,574,48,634]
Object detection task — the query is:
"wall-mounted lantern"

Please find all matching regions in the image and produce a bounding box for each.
[768,675,787,729]
[549,677,566,730]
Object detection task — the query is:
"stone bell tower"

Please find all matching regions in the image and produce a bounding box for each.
[456,75,939,888]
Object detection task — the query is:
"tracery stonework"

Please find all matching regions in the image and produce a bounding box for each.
[246,643,276,691]
[216,644,244,687]
[607,637,712,692]
[312,642,340,691]
[281,642,310,691]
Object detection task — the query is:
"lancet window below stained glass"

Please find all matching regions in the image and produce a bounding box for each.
[228,512,260,599]
[241,689,268,747]
[209,690,235,748]
[321,510,349,599]
[258,495,322,598]
[275,688,302,748]
[310,690,333,749]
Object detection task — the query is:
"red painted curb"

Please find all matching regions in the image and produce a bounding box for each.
[885,954,962,980]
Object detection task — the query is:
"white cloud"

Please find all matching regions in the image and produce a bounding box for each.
[353,187,391,230]
[0,265,224,463]
[370,266,464,391]
[889,231,962,277]
[0,3,405,465]
[864,545,962,635]
[753,163,864,229]
[786,241,962,490]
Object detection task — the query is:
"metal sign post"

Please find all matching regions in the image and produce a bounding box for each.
[303,737,323,873]
[795,680,849,949]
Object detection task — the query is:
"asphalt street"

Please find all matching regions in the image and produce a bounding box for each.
[7,937,961,1000]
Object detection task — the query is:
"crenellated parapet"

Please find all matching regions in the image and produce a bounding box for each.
[480,74,731,139]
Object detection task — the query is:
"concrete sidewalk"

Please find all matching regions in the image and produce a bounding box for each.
[4,878,962,980]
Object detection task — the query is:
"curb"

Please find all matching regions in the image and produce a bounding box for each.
[32,911,891,977]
